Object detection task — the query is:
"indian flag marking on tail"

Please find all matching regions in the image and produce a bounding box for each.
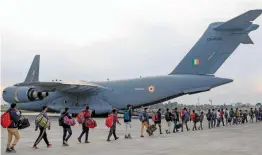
[192,59,200,65]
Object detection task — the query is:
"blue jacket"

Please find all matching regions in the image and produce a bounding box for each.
[143,112,149,123]
[8,108,20,128]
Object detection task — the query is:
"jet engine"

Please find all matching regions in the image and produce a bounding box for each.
[2,86,49,103]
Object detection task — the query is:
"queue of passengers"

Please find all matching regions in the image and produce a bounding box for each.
[2,103,262,153]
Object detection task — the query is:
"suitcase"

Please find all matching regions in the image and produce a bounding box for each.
[146,124,157,135]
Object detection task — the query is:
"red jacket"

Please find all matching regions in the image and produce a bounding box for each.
[82,110,91,119]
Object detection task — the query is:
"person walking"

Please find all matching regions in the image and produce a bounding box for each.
[180,108,190,132]
[206,109,212,129]
[78,106,91,143]
[5,103,21,153]
[172,108,179,133]
[107,109,121,141]
[165,108,172,134]
[154,109,163,134]
[191,110,197,131]
[124,105,132,139]
[140,108,150,137]
[224,108,229,126]
[33,106,52,149]
[60,107,73,146]
[198,111,204,130]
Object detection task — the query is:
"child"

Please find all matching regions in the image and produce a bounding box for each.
[107,109,121,141]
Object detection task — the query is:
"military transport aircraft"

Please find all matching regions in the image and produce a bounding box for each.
[2,10,262,116]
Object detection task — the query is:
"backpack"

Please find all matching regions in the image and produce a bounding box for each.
[152,113,158,122]
[58,114,65,126]
[225,111,228,117]
[77,112,85,124]
[124,111,130,121]
[184,113,190,121]
[1,111,12,128]
[206,112,212,120]
[165,112,171,121]
[105,114,113,128]
[35,113,49,128]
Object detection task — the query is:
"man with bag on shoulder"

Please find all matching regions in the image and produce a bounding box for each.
[33,106,52,149]
[154,109,163,135]
[5,103,21,153]
[78,106,91,143]
[60,107,73,146]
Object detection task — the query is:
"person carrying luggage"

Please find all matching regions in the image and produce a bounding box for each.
[165,108,172,134]
[107,109,121,141]
[33,106,52,149]
[153,109,163,134]
[180,108,190,132]
[3,103,21,153]
[140,108,150,137]
[124,105,132,139]
[59,107,73,146]
[78,106,91,143]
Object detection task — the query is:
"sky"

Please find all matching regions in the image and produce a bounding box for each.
[1,0,262,105]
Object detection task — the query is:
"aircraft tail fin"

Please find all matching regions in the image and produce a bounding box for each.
[170,10,262,75]
[23,55,40,84]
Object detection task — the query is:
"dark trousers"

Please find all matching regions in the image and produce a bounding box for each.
[208,120,212,129]
[213,119,216,127]
[107,127,117,140]
[34,127,49,146]
[63,127,72,142]
[192,121,197,131]
[181,120,189,132]
[155,123,162,133]
[221,117,225,126]
[79,124,89,142]
[173,120,178,132]
[217,119,221,127]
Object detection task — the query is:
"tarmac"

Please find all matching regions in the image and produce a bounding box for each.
[1,115,262,155]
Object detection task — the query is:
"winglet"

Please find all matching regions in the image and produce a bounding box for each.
[24,55,40,84]
[214,9,262,31]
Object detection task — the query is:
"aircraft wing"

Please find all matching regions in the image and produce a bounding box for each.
[18,81,111,95]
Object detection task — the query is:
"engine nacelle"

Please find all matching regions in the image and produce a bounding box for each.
[2,86,49,103]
